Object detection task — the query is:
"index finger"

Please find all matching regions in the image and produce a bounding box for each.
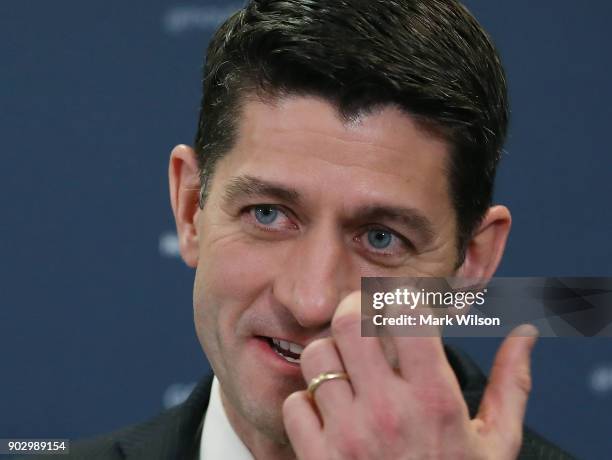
[390,304,456,385]
[331,291,395,395]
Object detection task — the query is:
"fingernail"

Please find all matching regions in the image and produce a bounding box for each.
[511,323,539,338]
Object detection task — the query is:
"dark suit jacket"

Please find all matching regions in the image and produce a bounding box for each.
[32,347,576,460]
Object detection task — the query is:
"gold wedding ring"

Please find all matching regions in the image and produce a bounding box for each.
[307,371,350,398]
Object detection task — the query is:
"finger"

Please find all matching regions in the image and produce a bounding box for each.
[391,304,456,386]
[392,336,458,386]
[283,391,325,460]
[331,291,395,395]
[300,337,353,419]
[476,324,538,445]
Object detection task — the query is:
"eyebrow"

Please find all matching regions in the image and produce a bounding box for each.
[223,175,436,243]
[223,175,301,206]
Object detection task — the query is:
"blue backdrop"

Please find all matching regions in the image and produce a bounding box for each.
[1,1,610,459]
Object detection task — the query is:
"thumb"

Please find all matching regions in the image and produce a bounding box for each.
[476,324,538,448]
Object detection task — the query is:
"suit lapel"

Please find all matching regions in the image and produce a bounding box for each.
[117,375,214,460]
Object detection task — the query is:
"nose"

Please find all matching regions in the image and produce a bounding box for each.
[272,223,356,329]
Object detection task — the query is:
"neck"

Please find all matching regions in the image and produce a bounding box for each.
[219,387,296,460]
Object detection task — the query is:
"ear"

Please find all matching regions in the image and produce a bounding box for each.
[456,205,511,280]
[169,144,201,268]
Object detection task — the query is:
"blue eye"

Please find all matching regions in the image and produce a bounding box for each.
[254,206,279,225]
[367,229,392,249]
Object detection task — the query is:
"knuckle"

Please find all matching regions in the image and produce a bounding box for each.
[334,426,365,459]
[420,388,463,423]
[281,392,304,432]
[282,391,301,418]
[370,404,403,440]
[282,391,300,411]
[301,337,334,366]
[514,368,533,394]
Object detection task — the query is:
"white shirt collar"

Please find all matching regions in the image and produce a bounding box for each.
[200,377,254,460]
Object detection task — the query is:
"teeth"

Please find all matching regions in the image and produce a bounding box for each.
[272,338,304,354]
[280,353,300,364]
[271,338,304,362]
[272,338,287,351]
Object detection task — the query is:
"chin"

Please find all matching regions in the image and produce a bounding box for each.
[248,401,291,444]
[234,377,294,444]
[219,354,299,441]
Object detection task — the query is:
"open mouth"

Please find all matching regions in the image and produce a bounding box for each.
[264,337,304,364]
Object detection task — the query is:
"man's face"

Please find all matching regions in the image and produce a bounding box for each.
[191,96,459,440]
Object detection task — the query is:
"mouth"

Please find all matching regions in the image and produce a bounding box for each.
[262,336,304,364]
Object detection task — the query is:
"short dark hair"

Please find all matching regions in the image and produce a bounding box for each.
[194,0,508,264]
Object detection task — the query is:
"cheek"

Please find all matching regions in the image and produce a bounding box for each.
[208,238,276,296]
[194,237,281,337]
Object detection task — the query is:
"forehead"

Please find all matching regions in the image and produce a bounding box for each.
[235,95,448,170]
[213,95,453,222]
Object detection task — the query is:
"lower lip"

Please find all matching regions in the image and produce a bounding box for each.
[251,337,302,375]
